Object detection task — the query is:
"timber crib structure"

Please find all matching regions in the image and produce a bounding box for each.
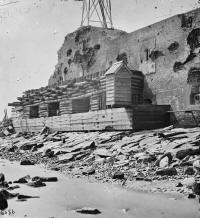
[9,61,170,132]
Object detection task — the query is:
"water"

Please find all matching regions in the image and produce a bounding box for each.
[0,159,199,218]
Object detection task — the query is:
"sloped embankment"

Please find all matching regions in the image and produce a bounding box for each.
[0,126,199,199]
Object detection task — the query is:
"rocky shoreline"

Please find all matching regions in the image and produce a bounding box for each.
[0,126,200,201]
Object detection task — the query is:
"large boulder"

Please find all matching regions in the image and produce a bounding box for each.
[155,152,172,168]
[159,157,169,168]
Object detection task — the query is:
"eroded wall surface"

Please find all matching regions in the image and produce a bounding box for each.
[48,8,200,125]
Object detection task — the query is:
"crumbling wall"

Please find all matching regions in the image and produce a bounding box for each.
[115,8,200,114]
[48,26,126,85]
[49,7,200,125]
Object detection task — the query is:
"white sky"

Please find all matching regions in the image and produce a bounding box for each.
[0,0,199,118]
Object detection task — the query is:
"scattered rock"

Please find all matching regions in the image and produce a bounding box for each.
[188,193,196,199]
[112,171,124,180]
[136,177,144,181]
[0,193,8,210]
[184,166,195,175]
[193,182,200,195]
[32,176,58,182]
[159,156,170,168]
[7,145,18,152]
[0,189,18,199]
[31,146,38,152]
[155,152,172,168]
[17,194,39,200]
[13,177,28,184]
[137,154,156,163]
[44,149,54,158]
[27,179,46,188]
[0,181,9,188]
[58,153,75,163]
[20,143,36,151]
[193,159,200,172]
[51,167,60,171]
[176,148,200,160]
[82,168,95,176]
[7,185,20,190]
[182,177,195,188]
[75,207,101,215]
[156,167,177,176]
[94,149,112,158]
[176,182,183,187]
[20,160,35,166]
[0,173,5,183]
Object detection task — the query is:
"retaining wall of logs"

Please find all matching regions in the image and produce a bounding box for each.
[12,108,133,132]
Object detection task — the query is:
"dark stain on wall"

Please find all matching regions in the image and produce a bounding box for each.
[168,41,179,52]
[72,45,99,70]
[185,51,197,63]
[180,14,193,28]
[75,26,92,43]
[73,50,82,63]
[173,62,184,72]
[149,50,164,61]
[116,52,128,64]
[187,28,200,50]
[94,44,101,50]
[68,59,72,66]
[173,29,200,72]
[67,49,72,56]
[64,67,68,75]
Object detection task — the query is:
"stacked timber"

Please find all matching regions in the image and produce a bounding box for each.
[12,107,133,132]
[90,93,99,111]
[100,76,106,90]
[23,106,30,118]
[39,103,48,117]
[9,75,106,118]
[60,98,72,115]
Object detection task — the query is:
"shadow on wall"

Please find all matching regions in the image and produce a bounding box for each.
[143,77,156,105]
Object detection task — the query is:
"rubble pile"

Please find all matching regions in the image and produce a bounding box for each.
[0,126,199,198]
